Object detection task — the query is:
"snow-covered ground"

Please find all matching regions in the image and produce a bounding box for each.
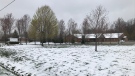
[0,66,15,76]
[0,44,135,76]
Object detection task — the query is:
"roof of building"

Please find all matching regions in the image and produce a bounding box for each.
[74,34,82,39]
[9,38,18,42]
[123,36,127,38]
[103,33,123,38]
[74,33,124,39]
[74,34,101,39]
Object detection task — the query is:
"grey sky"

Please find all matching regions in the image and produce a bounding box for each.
[0,0,135,25]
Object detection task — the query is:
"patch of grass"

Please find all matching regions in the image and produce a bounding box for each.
[0,49,17,58]
[13,57,23,62]
[12,55,30,62]
[44,45,71,48]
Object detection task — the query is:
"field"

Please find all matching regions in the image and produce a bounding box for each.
[0,43,135,76]
[0,66,15,76]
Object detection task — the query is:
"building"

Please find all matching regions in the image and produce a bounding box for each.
[65,33,128,43]
[7,38,19,44]
[74,34,103,42]
[103,33,128,42]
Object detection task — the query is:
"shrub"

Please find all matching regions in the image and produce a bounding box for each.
[0,49,17,58]
[13,57,23,62]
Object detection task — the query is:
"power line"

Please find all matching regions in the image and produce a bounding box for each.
[0,0,15,12]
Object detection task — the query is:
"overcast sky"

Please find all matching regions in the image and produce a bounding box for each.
[0,0,135,25]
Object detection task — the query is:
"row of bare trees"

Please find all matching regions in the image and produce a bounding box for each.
[57,6,135,45]
[0,13,30,44]
[56,5,135,51]
[108,18,135,40]
[0,5,134,51]
[49,5,108,51]
[0,13,14,43]
[16,14,30,44]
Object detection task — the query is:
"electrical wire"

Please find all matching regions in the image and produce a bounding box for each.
[0,0,15,11]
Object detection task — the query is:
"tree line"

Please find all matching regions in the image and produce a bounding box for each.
[0,14,30,44]
[0,5,135,49]
[108,18,135,40]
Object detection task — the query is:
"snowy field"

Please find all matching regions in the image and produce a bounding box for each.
[0,43,135,76]
[0,66,15,76]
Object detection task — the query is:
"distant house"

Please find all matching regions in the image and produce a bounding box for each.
[19,37,28,43]
[7,38,19,44]
[103,33,128,42]
[74,34,82,42]
[65,35,76,43]
[85,34,102,42]
[65,33,128,43]
[74,34,102,42]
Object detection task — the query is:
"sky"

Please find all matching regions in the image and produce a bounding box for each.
[0,0,135,26]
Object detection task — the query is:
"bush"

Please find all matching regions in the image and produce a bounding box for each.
[0,49,17,58]
[13,57,23,62]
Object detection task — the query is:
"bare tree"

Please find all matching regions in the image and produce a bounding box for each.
[107,18,135,41]
[108,24,115,45]
[64,29,68,44]
[0,18,7,43]
[67,18,77,44]
[82,18,90,43]
[67,19,73,44]
[0,14,14,44]
[6,13,15,36]
[0,30,3,40]
[22,14,30,45]
[87,5,108,51]
[82,18,90,34]
[16,18,24,44]
[124,18,135,40]
[99,18,108,44]
[58,19,65,44]
[16,20,21,37]
[114,18,126,44]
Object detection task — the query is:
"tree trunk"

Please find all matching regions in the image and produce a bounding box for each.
[41,33,43,46]
[4,32,6,44]
[118,38,119,45]
[48,41,49,45]
[41,35,43,46]
[95,35,97,52]
[19,37,22,45]
[110,38,111,45]
[26,38,27,45]
[60,37,61,45]
[34,38,36,45]
[34,36,36,45]
[41,42,43,46]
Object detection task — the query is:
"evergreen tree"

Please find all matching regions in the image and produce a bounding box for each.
[12,30,19,38]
